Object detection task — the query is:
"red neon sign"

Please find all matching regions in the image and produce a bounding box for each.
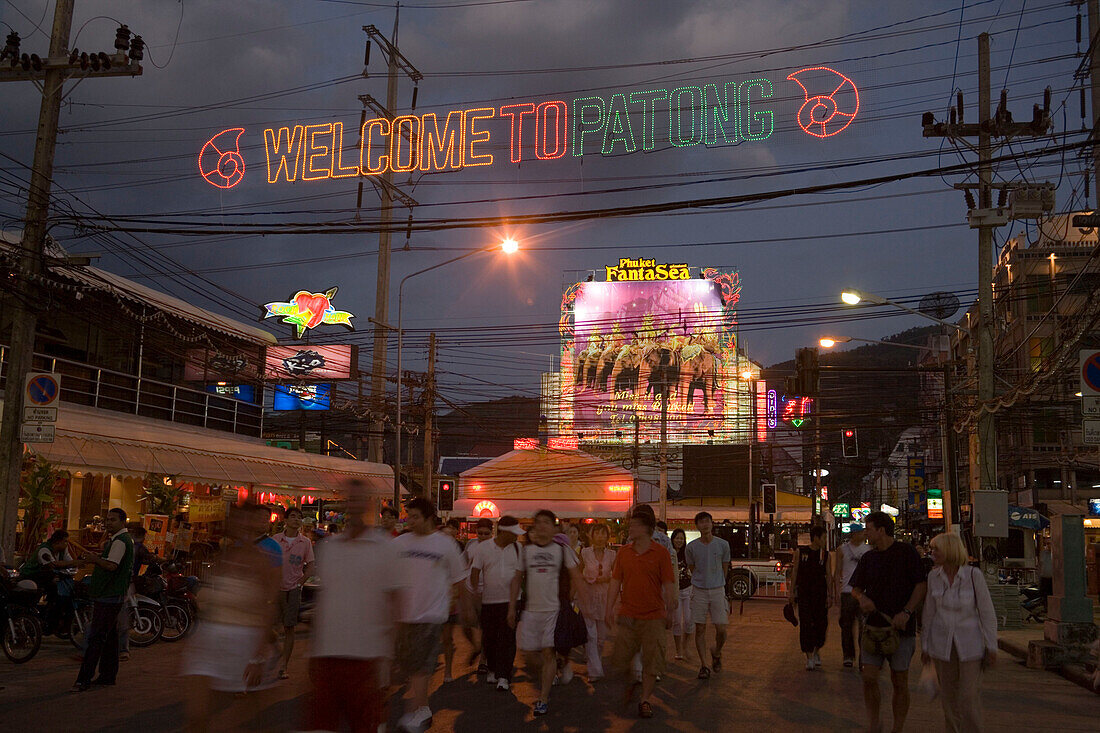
[513,438,538,450]
[548,436,579,450]
[198,128,246,189]
[786,66,860,139]
[473,500,498,518]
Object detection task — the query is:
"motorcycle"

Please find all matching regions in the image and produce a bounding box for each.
[1020,584,1046,623]
[0,569,43,663]
[161,562,199,641]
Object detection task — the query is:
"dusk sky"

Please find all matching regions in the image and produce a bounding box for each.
[0,0,1081,405]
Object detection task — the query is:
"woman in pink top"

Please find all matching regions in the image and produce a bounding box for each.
[579,523,617,681]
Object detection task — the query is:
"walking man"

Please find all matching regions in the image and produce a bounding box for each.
[73,508,135,692]
[685,511,731,679]
[606,509,676,719]
[393,498,468,732]
[273,507,315,680]
[469,516,524,691]
[849,511,927,733]
[305,480,403,732]
[789,525,833,670]
[512,509,581,716]
[835,523,870,668]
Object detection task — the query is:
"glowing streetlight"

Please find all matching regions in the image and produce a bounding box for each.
[501,237,519,254]
[840,290,863,305]
[818,337,852,349]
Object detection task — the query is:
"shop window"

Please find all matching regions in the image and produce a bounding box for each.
[1031,410,1060,445]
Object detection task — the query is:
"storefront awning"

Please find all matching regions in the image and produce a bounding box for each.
[15,402,393,497]
[452,498,632,520]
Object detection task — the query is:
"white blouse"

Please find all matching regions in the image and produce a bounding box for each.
[921,565,999,663]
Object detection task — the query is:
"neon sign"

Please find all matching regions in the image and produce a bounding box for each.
[605,258,690,282]
[263,287,354,338]
[766,389,778,429]
[607,484,632,494]
[200,66,859,188]
[548,436,578,450]
[473,500,498,518]
[513,438,538,450]
[780,396,813,428]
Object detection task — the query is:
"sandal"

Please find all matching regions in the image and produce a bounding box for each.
[638,701,654,719]
[278,670,289,680]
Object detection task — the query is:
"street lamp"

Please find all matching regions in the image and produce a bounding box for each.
[840,288,964,332]
[390,238,519,509]
[818,335,931,353]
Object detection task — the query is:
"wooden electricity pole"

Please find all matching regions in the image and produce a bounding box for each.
[423,333,436,499]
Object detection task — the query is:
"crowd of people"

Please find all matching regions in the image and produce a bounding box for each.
[39,487,1006,733]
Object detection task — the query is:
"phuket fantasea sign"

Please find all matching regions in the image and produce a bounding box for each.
[198,66,860,189]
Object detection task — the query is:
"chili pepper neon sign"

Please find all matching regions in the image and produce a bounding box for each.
[263,287,355,338]
[200,66,859,188]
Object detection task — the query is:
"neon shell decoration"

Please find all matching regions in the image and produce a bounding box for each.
[473,500,498,518]
[263,287,354,338]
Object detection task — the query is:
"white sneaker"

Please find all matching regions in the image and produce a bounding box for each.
[813,652,821,669]
[496,677,510,691]
[397,706,433,733]
[486,672,497,684]
[805,656,814,671]
[559,663,574,684]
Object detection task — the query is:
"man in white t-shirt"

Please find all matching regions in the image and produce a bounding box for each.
[834,523,870,667]
[469,515,524,691]
[305,479,403,732]
[514,509,581,717]
[392,498,468,732]
[464,518,494,676]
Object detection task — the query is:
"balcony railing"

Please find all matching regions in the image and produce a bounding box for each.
[1,346,262,438]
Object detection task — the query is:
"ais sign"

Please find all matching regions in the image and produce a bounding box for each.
[200,66,859,189]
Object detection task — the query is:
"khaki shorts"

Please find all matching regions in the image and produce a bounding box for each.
[690,586,729,626]
[517,609,558,652]
[610,616,667,678]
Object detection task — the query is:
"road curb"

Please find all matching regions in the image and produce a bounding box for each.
[999,636,1100,695]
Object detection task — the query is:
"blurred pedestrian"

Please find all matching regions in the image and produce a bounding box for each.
[606,509,676,719]
[73,508,134,693]
[381,506,400,537]
[921,532,997,733]
[579,522,616,681]
[669,528,693,661]
[685,511,730,679]
[835,523,870,668]
[850,511,927,733]
[790,525,833,670]
[273,507,315,679]
[469,516,524,691]
[439,517,467,683]
[515,509,581,716]
[393,498,468,732]
[305,480,403,732]
[182,503,281,731]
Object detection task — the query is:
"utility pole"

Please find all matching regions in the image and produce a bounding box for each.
[659,389,669,523]
[922,32,1053,498]
[362,15,422,465]
[1089,0,1100,191]
[422,333,436,500]
[0,2,143,559]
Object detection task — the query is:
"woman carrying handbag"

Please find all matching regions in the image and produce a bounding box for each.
[921,532,998,732]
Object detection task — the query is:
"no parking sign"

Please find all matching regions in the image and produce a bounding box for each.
[1081,350,1100,395]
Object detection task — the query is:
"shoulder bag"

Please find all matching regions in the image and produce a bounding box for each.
[861,611,900,657]
[553,543,588,654]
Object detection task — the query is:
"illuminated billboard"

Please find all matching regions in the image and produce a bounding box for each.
[264,345,357,381]
[272,383,331,411]
[558,264,741,444]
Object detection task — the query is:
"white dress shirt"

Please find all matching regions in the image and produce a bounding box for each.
[921,565,998,662]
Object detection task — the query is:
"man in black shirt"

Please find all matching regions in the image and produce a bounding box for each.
[849,511,926,733]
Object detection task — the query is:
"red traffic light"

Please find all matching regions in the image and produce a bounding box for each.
[844,429,854,437]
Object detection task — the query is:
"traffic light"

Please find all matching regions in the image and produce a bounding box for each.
[842,428,858,458]
[762,483,777,515]
[437,479,454,512]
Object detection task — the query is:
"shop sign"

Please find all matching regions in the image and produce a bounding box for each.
[547,436,578,450]
[907,458,925,491]
[832,502,850,518]
[265,344,357,381]
[263,287,354,338]
[200,66,859,188]
[142,514,170,556]
[927,497,944,520]
[473,500,498,518]
[513,438,538,450]
[604,258,690,282]
[189,496,227,523]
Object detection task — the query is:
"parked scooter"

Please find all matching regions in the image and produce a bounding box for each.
[1020,584,1046,623]
[0,569,43,663]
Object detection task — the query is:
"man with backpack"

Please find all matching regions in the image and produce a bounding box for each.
[469,515,525,691]
[513,509,582,716]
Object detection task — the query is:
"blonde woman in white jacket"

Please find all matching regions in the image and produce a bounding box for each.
[920,533,998,732]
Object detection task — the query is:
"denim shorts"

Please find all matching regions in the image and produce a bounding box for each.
[861,633,917,672]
